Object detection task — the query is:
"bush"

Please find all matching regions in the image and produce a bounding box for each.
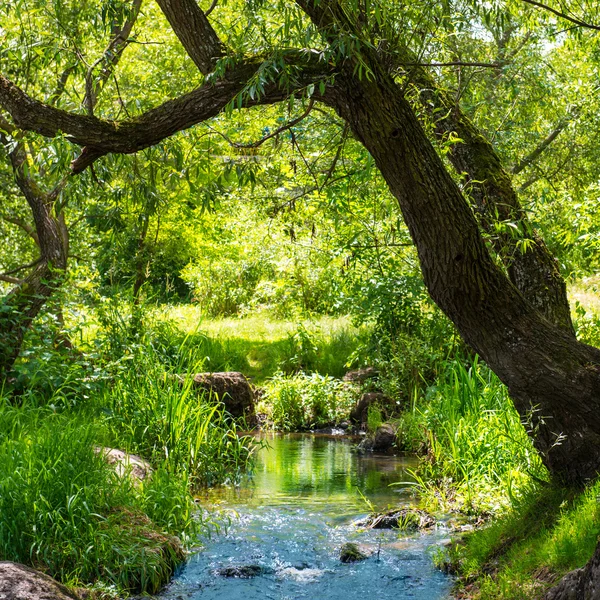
[259,371,359,431]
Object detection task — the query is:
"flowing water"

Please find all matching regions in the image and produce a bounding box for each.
[161,433,452,600]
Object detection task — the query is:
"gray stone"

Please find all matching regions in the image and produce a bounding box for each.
[217,565,265,578]
[372,423,397,451]
[94,447,153,482]
[0,562,79,600]
[357,508,435,530]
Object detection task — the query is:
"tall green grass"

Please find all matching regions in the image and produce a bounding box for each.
[0,397,192,594]
[0,323,258,594]
[102,368,255,487]
[399,358,547,515]
[445,479,600,599]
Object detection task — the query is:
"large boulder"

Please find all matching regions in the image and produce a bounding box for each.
[189,372,255,420]
[350,392,394,427]
[94,447,153,483]
[357,422,397,453]
[0,562,79,600]
[544,540,600,599]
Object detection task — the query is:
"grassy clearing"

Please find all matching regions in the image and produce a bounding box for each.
[569,275,600,315]
[157,308,370,381]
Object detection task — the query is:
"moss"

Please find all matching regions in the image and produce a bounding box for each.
[340,542,369,563]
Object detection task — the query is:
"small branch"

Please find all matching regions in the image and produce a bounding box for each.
[205,0,218,17]
[0,274,23,284]
[0,257,43,277]
[320,123,348,191]
[401,61,501,68]
[521,0,600,31]
[49,64,78,106]
[83,0,143,114]
[235,99,315,149]
[512,112,577,175]
[2,215,40,245]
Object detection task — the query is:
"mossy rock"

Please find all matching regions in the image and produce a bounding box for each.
[340,542,369,563]
[100,508,185,593]
[217,565,266,578]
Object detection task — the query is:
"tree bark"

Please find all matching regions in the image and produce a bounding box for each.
[0,156,69,377]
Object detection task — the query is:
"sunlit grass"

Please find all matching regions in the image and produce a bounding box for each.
[447,480,600,599]
[569,275,600,315]
[400,358,547,516]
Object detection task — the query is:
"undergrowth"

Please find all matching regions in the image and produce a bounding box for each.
[0,398,193,594]
[444,481,600,598]
[258,371,359,431]
[397,358,547,515]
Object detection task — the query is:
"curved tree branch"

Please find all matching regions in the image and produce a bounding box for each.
[521,0,600,31]
[156,0,225,74]
[0,55,334,172]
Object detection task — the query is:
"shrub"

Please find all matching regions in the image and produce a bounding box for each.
[259,371,359,431]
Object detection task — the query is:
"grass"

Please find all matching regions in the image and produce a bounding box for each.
[569,275,600,315]
[0,339,256,595]
[0,398,190,594]
[445,480,600,599]
[157,308,370,381]
[102,366,256,487]
[398,358,547,516]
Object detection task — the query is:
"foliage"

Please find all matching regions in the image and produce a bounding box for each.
[259,371,359,431]
[400,358,547,515]
[102,368,255,488]
[444,480,600,599]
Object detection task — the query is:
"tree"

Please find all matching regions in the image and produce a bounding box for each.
[2,0,600,483]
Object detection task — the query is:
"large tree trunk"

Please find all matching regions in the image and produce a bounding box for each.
[397,47,573,333]
[329,64,600,484]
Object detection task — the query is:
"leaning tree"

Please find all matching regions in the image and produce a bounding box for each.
[2,0,600,483]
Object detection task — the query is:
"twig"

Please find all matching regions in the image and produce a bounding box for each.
[521,0,600,31]
[401,61,501,68]
[0,257,43,277]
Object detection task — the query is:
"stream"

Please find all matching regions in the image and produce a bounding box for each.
[161,433,452,600]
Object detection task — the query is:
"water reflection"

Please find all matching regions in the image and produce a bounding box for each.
[202,433,418,514]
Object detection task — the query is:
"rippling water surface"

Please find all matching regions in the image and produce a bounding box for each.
[161,433,452,600]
